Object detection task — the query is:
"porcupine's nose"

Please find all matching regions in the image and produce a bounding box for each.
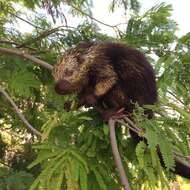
[54,79,73,95]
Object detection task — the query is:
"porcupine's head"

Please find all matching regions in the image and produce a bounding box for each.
[52,43,94,95]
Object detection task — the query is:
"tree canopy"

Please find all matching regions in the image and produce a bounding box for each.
[0,0,190,189]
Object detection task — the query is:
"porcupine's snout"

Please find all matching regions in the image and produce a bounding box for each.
[54,79,74,95]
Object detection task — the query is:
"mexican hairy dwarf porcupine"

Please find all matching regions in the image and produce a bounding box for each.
[53,42,190,179]
[53,42,157,118]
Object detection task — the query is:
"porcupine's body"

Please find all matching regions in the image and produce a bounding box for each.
[53,42,190,179]
[53,42,157,119]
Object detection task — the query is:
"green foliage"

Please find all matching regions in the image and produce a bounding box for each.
[9,70,41,97]
[0,168,34,190]
[109,0,140,13]
[28,147,88,190]
[0,0,190,190]
[125,3,177,52]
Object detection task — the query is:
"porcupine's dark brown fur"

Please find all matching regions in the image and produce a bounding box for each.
[52,42,190,179]
[53,42,157,118]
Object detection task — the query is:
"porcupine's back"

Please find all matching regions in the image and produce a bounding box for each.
[100,42,157,106]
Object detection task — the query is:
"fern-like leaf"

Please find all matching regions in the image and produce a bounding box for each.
[159,136,175,171]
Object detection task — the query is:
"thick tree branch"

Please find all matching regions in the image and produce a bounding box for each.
[0,47,53,71]
[0,88,42,136]
[109,118,131,190]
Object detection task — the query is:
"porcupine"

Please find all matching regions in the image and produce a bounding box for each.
[52,42,190,179]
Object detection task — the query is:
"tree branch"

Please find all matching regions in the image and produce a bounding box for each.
[0,47,53,71]
[0,88,42,136]
[0,161,12,168]
[108,118,131,190]
[9,12,44,30]
[117,116,143,134]
[9,11,76,38]
[0,40,38,51]
[16,25,76,48]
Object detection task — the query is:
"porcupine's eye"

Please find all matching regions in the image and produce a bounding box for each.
[64,68,73,77]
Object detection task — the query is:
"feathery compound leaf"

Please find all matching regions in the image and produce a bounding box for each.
[79,166,88,190]
[65,159,79,190]
[136,142,158,187]
[92,167,107,190]
[29,166,50,190]
[41,115,59,141]
[146,122,158,149]
[29,176,41,190]
[55,167,64,190]
[159,135,175,171]
[65,166,75,190]
[46,156,67,189]
[27,151,59,169]
[70,150,89,172]
[9,71,40,97]
[69,159,80,182]
[136,141,147,168]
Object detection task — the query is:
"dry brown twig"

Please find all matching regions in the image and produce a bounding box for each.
[9,12,44,30]
[16,25,76,48]
[68,3,125,37]
[0,88,42,136]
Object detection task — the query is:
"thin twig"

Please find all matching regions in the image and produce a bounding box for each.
[9,11,73,38]
[0,40,38,51]
[0,47,53,71]
[68,3,125,36]
[10,12,44,30]
[69,4,115,28]
[0,88,42,136]
[17,25,76,48]
[116,119,140,134]
[108,118,131,190]
[0,161,12,168]
[167,90,190,112]
[119,117,143,134]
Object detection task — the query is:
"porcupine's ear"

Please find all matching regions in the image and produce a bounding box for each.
[76,54,85,65]
[75,42,95,64]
